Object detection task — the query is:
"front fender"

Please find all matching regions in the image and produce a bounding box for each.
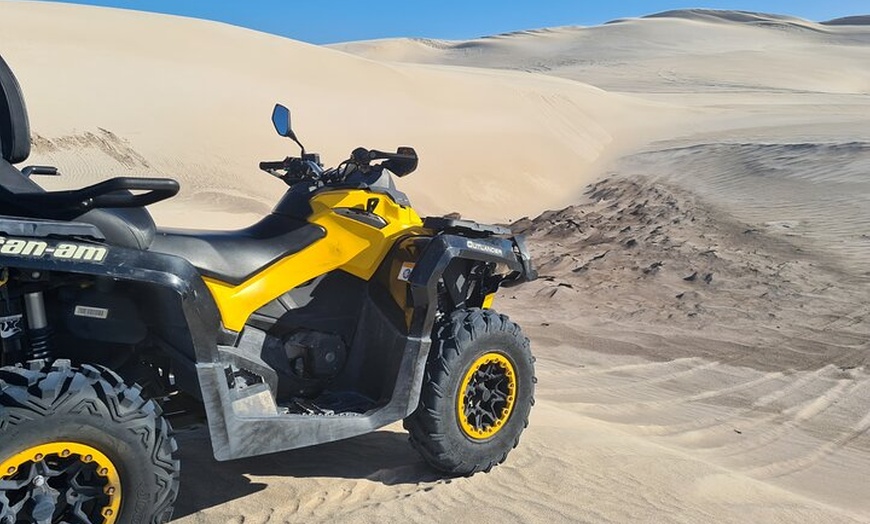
[500,234,537,287]
[407,233,533,333]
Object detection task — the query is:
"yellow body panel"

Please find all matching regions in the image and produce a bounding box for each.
[482,293,495,309]
[205,189,424,331]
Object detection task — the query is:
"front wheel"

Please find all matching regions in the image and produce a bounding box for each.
[404,308,536,476]
[0,360,179,524]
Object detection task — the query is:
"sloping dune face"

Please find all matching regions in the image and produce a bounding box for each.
[3,4,870,523]
[330,10,870,521]
[823,15,870,25]
[1,1,673,225]
[332,10,870,94]
[336,9,870,273]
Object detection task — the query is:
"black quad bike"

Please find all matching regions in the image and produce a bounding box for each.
[0,54,536,523]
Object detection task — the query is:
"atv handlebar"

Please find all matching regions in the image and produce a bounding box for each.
[258,160,287,171]
[350,147,418,177]
[259,156,323,183]
[259,147,418,187]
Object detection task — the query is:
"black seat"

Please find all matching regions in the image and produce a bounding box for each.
[0,53,156,249]
[0,55,30,166]
[150,215,325,285]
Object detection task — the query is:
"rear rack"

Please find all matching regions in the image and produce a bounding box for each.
[423,217,511,237]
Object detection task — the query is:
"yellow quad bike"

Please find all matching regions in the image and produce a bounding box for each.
[0,54,536,523]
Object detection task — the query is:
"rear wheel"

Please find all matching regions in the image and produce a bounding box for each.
[0,360,179,524]
[404,308,535,475]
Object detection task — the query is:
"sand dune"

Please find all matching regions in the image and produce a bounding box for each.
[2,0,678,225]
[824,16,870,26]
[168,176,870,522]
[333,10,870,95]
[502,176,870,519]
[617,141,870,274]
[2,2,870,522]
[333,7,869,278]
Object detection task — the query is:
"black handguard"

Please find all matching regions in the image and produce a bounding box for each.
[259,160,287,171]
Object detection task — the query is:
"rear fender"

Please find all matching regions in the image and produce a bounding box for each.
[0,231,222,392]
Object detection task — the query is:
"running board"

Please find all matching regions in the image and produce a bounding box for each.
[198,336,429,461]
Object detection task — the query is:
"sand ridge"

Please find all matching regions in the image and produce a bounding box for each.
[165,176,870,522]
[2,2,870,522]
[2,0,679,226]
[333,10,870,95]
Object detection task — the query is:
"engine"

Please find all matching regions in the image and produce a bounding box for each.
[262,329,348,399]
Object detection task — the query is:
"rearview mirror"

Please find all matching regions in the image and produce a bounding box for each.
[271,103,306,154]
[272,104,291,137]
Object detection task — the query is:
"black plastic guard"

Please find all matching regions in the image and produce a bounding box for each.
[0,215,105,240]
[422,216,512,237]
[0,230,222,395]
[501,234,537,287]
[420,217,536,287]
[200,297,432,461]
[408,233,523,317]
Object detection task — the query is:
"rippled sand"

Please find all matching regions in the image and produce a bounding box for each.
[2,3,869,522]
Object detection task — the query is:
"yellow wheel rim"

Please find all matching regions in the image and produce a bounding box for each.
[0,441,121,523]
[457,352,517,440]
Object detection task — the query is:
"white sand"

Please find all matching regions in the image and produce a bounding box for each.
[2,1,681,226]
[2,2,869,522]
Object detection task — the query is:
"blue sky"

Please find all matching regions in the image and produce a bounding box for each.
[35,0,870,44]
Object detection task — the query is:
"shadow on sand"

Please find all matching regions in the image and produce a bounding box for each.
[171,424,441,518]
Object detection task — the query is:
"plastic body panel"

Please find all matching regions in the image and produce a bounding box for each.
[0,226,222,396]
[0,202,533,463]
[203,189,425,331]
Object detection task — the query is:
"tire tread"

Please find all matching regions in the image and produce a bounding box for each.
[404,308,535,476]
[0,359,179,524]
